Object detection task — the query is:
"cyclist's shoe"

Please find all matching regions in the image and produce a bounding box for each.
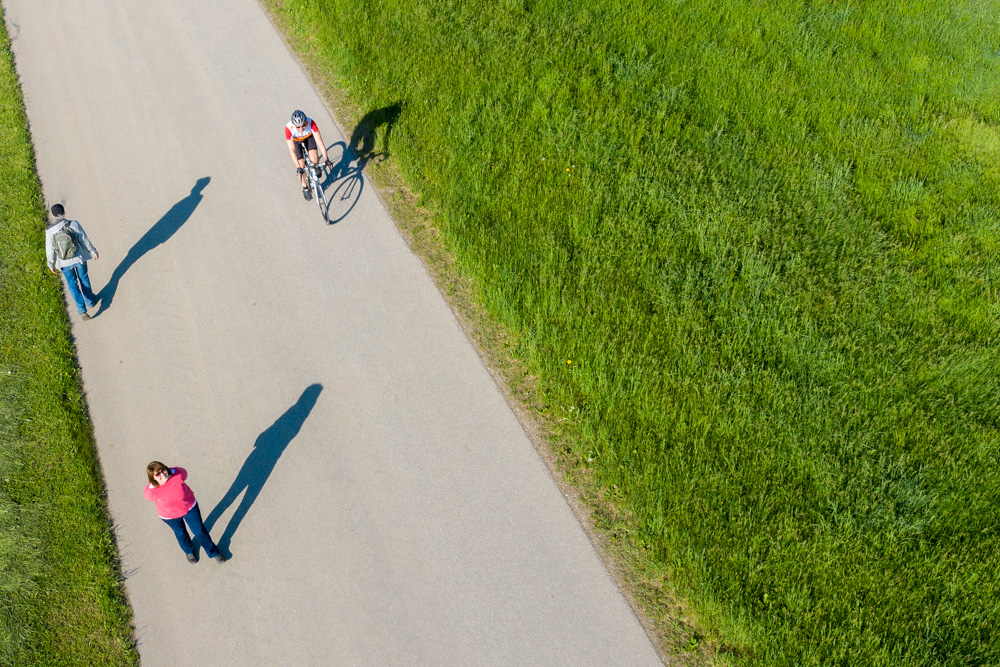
[302,186,312,201]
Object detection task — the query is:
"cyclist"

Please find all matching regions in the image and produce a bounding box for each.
[285,110,332,200]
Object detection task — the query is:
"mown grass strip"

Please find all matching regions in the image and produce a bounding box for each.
[266,0,1000,664]
[0,12,137,666]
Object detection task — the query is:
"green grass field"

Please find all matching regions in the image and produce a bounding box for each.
[0,15,137,667]
[269,0,999,664]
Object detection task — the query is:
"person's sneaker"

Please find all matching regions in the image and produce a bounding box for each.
[214,554,228,564]
[80,312,91,321]
[186,552,198,564]
[302,186,312,201]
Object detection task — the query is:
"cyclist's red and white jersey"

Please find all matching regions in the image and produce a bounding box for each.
[285,118,319,142]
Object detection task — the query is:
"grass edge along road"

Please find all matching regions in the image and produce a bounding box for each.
[261,6,701,664]
[0,12,138,666]
[265,1,1000,665]
[263,5,710,661]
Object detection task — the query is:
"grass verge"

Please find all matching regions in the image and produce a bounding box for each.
[0,12,137,667]
[265,1,1000,664]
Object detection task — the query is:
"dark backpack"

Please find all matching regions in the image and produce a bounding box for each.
[53,222,78,260]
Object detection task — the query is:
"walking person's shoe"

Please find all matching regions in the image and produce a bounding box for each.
[214,553,228,564]
[186,552,198,564]
[80,312,91,321]
[302,186,312,201]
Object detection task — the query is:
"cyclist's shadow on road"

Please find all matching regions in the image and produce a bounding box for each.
[322,142,363,225]
[96,176,209,316]
[321,102,404,225]
[204,383,323,557]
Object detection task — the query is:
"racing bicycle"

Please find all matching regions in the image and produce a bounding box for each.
[303,152,331,222]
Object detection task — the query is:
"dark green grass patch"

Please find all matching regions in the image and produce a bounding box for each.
[0,13,137,667]
[268,0,999,664]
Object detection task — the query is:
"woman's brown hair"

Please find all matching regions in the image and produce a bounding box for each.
[147,461,171,487]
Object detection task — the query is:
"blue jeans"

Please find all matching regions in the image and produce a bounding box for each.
[162,503,219,558]
[60,262,98,313]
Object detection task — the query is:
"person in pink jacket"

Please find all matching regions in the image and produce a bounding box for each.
[144,461,227,564]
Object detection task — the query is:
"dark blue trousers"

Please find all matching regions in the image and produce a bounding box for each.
[162,503,219,558]
[60,263,98,313]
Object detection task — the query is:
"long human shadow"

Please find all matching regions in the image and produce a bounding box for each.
[96,177,209,315]
[205,383,323,555]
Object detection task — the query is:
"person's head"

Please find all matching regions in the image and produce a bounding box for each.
[290,110,307,128]
[147,461,172,487]
[50,203,65,219]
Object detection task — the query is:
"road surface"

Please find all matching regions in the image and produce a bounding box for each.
[4,1,663,664]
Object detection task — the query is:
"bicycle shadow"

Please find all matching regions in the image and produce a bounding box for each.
[96,177,209,316]
[321,141,364,225]
[204,383,323,557]
[319,102,404,225]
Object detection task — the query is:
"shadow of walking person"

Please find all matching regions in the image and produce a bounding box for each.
[348,102,403,165]
[205,383,323,556]
[96,177,210,315]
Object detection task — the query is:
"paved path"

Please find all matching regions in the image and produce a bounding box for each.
[5,1,662,665]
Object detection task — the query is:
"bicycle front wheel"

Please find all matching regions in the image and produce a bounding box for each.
[313,178,328,222]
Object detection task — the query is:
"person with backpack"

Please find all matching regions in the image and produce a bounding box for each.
[45,203,100,320]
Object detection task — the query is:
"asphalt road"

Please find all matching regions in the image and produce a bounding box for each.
[5,1,663,664]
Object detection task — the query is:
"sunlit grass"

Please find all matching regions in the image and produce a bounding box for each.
[0,13,137,666]
[269,0,1000,663]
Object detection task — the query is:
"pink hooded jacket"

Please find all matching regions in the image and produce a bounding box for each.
[143,467,197,519]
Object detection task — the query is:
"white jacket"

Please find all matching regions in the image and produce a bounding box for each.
[45,218,98,271]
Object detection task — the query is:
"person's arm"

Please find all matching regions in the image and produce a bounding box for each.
[285,126,303,166]
[45,231,58,273]
[143,484,156,501]
[312,124,329,162]
[73,221,99,260]
[287,137,303,165]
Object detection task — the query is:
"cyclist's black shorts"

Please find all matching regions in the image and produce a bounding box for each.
[294,135,318,159]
